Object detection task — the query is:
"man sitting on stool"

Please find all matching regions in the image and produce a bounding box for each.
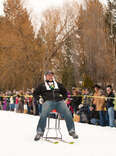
[33,71,78,141]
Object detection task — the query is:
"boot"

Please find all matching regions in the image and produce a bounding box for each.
[69,131,78,139]
[34,132,43,141]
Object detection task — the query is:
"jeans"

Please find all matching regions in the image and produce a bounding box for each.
[10,104,15,111]
[36,100,75,134]
[90,118,99,125]
[99,111,106,126]
[107,107,115,127]
[37,103,42,115]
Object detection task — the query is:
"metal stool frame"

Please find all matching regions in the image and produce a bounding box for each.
[44,112,62,140]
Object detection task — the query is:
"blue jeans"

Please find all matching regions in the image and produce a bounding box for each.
[107,107,115,127]
[36,100,75,134]
[10,104,15,111]
[99,111,106,126]
[37,103,42,115]
[90,118,99,125]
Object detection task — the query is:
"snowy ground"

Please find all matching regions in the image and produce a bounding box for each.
[0,111,116,156]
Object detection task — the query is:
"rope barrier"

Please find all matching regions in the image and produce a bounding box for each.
[0,94,115,100]
[70,95,116,100]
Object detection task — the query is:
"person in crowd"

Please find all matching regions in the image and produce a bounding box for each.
[33,71,78,141]
[88,104,99,125]
[97,89,106,126]
[10,95,15,111]
[0,93,3,110]
[70,87,82,114]
[106,85,115,127]
[82,88,91,106]
[25,92,32,114]
[18,93,24,113]
[93,85,101,109]
[15,95,19,112]
[3,96,7,110]
[37,96,43,115]
[77,88,91,123]
[92,85,101,123]
[113,89,116,121]
[92,85,107,126]
[65,90,74,116]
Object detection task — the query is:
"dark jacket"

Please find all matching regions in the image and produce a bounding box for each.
[33,82,67,102]
[70,96,82,113]
[106,92,115,108]
[88,104,99,122]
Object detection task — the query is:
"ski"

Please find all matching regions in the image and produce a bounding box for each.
[43,137,76,144]
[43,138,59,144]
[56,138,75,144]
[36,136,77,144]
[45,139,59,144]
[42,137,59,144]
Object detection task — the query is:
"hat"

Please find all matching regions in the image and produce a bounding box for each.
[45,71,54,75]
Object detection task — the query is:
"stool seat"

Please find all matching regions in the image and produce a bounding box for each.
[48,111,58,119]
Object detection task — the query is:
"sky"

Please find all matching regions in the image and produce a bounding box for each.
[0,0,108,33]
[0,0,108,16]
[0,110,116,156]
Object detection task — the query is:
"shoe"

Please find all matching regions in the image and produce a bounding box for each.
[69,131,78,139]
[34,132,43,141]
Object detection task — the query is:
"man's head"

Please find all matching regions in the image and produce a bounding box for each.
[94,84,100,92]
[45,71,54,82]
[106,85,112,94]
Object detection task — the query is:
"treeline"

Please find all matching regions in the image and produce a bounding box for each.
[0,0,115,90]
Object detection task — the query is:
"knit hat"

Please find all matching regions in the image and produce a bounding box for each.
[45,71,54,76]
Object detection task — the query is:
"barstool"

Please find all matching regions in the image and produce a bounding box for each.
[44,111,62,140]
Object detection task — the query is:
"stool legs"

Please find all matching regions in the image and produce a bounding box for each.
[45,113,62,140]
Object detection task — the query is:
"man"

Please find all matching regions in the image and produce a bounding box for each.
[33,71,78,141]
[106,85,115,127]
[93,85,106,126]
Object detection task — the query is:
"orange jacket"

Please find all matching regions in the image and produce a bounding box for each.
[93,92,106,111]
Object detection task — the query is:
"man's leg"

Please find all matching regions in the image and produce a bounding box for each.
[105,111,109,126]
[108,107,115,127]
[99,111,105,126]
[34,101,55,140]
[56,100,78,138]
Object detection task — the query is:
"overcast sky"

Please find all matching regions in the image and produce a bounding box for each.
[0,0,107,16]
[0,0,108,33]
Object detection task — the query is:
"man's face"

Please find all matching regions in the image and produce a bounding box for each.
[94,87,99,92]
[106,87,111,94]
[46,73,54,82]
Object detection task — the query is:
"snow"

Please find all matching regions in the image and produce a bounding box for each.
[0,111,116,156]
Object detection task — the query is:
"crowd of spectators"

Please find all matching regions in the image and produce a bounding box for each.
[0,85,116,127]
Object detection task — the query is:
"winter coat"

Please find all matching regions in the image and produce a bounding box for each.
[70,95,82,113]
[106,92,115,109]
[93,92,106,111]
[88,104,99,121]
[33,82,67,102]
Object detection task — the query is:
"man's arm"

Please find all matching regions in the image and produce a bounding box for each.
[33,85,42,99]
[58,83,67,100]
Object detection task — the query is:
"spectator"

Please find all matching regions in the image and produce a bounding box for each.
[97,89,106,126]
[77,88,91,123]
[70,87,82,114]
[89,104,99,125]
[15,95,19,112]
[106,85,115,127]
[10,95,15,111]
[65,90,74,116]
